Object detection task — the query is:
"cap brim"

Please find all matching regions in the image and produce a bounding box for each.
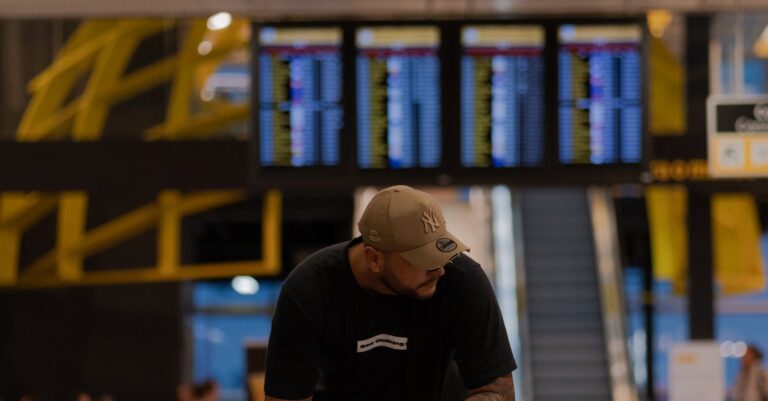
[397,232,470,270]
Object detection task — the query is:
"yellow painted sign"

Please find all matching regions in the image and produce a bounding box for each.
[650,159,709,182]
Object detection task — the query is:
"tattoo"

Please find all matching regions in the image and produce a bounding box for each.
[465,374,515,401]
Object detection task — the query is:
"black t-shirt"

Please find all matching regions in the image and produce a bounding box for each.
[265,237,516,400]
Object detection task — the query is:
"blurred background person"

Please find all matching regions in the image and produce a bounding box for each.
[190,380,218,401]
[728,344,768,401]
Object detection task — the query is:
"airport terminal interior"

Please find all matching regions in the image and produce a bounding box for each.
[2,1,768,400]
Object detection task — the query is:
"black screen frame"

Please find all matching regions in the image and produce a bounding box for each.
[250,21,355,191]
[552,19,649,168]
[249,16,650,190]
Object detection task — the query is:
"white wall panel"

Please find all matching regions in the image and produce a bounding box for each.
[626,0,700,11]
[471,0,625,14]
[0,0,202,17]
[259,0,430,19]
[432,0,469,15]
[738,0,768,9]
[701,0,737,8]
[199,0,266,15]
[3,0,768,19]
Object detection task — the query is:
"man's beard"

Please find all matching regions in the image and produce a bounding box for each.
[379,262,436,300]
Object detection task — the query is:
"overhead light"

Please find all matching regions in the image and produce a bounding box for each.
[198,40,212,55]
[720,340,735,358]
[647,9,673,39]
[200,89,214,102]
[733,341,748,358]
[753,25,768,58]
[207,12,232,31]
[232,275,259,295]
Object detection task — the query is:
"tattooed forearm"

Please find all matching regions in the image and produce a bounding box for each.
[465,374,515,401]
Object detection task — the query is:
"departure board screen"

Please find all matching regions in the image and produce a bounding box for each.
[258,27,343,167]
[461,25,545,167]
[558,24,643,165]
[356,26,441,169]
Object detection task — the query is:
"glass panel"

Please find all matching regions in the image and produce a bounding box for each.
[624,266,648,399]
[623,265,689,401]
[743,14,768,94]
[192,314,272,401]
[653,280,689,401]
[714,13,768,94]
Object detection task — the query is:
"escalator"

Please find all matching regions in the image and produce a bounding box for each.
[512,188,636,401]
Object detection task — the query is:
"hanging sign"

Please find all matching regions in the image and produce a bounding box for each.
[669,341,724,401]
[708,95,768,177]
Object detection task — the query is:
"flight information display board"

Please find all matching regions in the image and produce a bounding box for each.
[558,24,643,165]
[356,26,441,169]
[258,27,343,167]
[460,25,545,167]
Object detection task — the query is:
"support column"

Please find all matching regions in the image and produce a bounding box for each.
[684,14,714,340]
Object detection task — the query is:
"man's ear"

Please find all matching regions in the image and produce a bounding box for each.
[362,246,385,274]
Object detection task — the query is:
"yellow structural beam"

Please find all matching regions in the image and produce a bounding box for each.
[0,196,22,284]
[11,189,280,288]
[57,192,88,281]
[28,20,167,92]
[13,261,273,289]
[0,230,19,285]
[178,190,246,215]
[19,20,171,141]
[0,193,59,285]
[102,38,246,108]
[21,190,246,280]
[2,18,263,289]
[27,20,116,92]
[33,99,81,141]
[74,21,166,140]
[157,190,182,275]
[166,20,207,135]
[0,193,58,229]
[262,190,282,274]
[103,57,178,104]
[145,104,250,140]
[18,67,87,141]
[19,21,117,141]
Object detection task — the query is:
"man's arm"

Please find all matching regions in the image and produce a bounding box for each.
[465,374,515,401]
[264,290,322,400]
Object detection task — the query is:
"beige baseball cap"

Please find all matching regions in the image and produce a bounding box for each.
[358,185,470,270]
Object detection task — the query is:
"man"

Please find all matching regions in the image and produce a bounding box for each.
[729,344,768,401]
[265,185,516,401]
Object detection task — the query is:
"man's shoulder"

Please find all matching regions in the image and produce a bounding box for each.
[437,253,497,304]
[443,253,487,286]
[281,240,349,298]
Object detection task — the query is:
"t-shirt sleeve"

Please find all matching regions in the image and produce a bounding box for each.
[451,261,517,390]
[264,288,323,399]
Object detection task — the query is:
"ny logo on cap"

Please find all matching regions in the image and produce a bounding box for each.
[421,209,440,233]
